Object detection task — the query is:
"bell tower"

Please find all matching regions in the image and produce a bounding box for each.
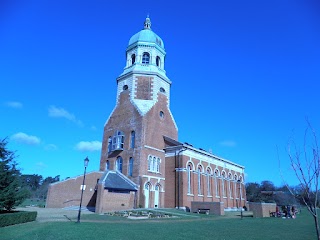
[99,17,178,208]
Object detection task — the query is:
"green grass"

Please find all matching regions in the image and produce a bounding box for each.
[0,209,316,240]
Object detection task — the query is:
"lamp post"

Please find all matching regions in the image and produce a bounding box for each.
[237,179,243,220]
[77,157,89,223]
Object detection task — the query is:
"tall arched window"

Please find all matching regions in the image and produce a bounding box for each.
[128,157,133,176]
[234,175,238,199]
[228,173,233,199]
[222,171,226,197]
[215,169,220,197]
[187,164,192,194]
[148,155,152,171]
[131,54,136,65]
[106,160,110,170]
[152,157,156,172]
[116,156,123,173]
[198,165,202,195]
[142,52,150,64]
[130,131,135,149]
[156,56,161,67]
[207,168,212,196]
[156,158,160,173]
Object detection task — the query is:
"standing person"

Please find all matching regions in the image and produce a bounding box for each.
[291,206,296,219]
[286,205,292,218]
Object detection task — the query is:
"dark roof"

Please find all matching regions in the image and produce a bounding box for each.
[163,135,182,146]
[100,170,138,191]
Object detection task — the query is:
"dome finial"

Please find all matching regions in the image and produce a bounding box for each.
[144,15,151,30]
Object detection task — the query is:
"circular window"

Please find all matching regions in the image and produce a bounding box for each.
[160,111,164,118]
[123,85,128,90]
[160,87,165,93]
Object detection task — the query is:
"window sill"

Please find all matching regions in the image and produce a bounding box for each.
[216,196,220,198]
[207,195,213,198]
[198,194,204,197]
[187,194,194,196]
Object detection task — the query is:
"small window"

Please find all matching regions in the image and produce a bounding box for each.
[130,131,135,149]
[108,136,112,153]
[156,56,161,67]
[123,85,128,90]
[128,157,133,176]
[116,156,123,173]
[142,52,150,64]
[160,87,165,93]
[131,54,136,65]
[106,160,110,170]
[159,111,164,118]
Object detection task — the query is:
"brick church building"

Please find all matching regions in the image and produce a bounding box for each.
[46,17,246,214]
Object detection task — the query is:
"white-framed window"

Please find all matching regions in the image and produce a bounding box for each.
[187,164,193,194]
[215,169,220,197]
[131,54,136,65]
[147,155,161,173]
[110,130,125,152]
[228,173,233,199]
[156,56,161,67]
[207,168,212,196]
[198,165,203,195]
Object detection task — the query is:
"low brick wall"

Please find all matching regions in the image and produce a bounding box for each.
[191,201,225,216]
[46,171,104,209]
[249,202,276,218]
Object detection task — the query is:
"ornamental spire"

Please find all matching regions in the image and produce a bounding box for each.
[144,15,151,30]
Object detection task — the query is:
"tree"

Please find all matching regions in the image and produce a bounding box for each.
[0,138,28,211]
[282,121,320,240]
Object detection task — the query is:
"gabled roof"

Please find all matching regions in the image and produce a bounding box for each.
[99,170,138,191]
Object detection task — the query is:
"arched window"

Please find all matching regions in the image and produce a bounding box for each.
[222,171,226,197]
[130,131,135,149]
[148,155,152,171]
[156,158,160,173]
[106,160,110,170]
[108,136,112,153]
[234,175,238,199]
[128,157,133,176]
[156,56,161,67]
[187,164,192,194]
[228,173,233,199]
[145,182,151,190]
[207,168,212,196]
[131,54,136,65]
[153,157,157,172]
[116,156,123,173]
[198,165,203,195]
[142,52,150,64]
[215,169,220,197]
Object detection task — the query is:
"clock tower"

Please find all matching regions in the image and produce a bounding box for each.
[99,16,178,208]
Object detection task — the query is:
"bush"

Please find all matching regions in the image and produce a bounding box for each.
[0,211,37,227]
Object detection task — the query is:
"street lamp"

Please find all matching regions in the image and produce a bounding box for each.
[237,179,243,220]
[77,157,89,223]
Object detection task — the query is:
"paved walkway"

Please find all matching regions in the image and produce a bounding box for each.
[16,207,94,222]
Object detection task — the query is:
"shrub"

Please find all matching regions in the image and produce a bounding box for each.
[0,211,37,227]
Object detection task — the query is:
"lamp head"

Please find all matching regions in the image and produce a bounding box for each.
[84,157,89,167]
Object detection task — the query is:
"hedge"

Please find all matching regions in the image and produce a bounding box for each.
[0,211,37,227]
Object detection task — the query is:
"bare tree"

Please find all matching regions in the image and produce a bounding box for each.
[281,120,320,240]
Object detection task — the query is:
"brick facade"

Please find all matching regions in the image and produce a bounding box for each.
[46,17,246,214]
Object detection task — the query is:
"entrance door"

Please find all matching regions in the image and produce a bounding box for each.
[144,183,150,208]
[154,185,159,208]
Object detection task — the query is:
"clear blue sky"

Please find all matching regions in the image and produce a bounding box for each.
[1,0,319,187]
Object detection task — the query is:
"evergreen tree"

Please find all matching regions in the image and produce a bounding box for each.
[0,138,28,211]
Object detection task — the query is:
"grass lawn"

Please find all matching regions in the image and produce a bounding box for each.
[0,208,316,240]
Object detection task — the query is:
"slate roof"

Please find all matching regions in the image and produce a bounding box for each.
[99,170,138,191]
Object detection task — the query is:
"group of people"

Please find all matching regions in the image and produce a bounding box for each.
[275,205,297,218]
